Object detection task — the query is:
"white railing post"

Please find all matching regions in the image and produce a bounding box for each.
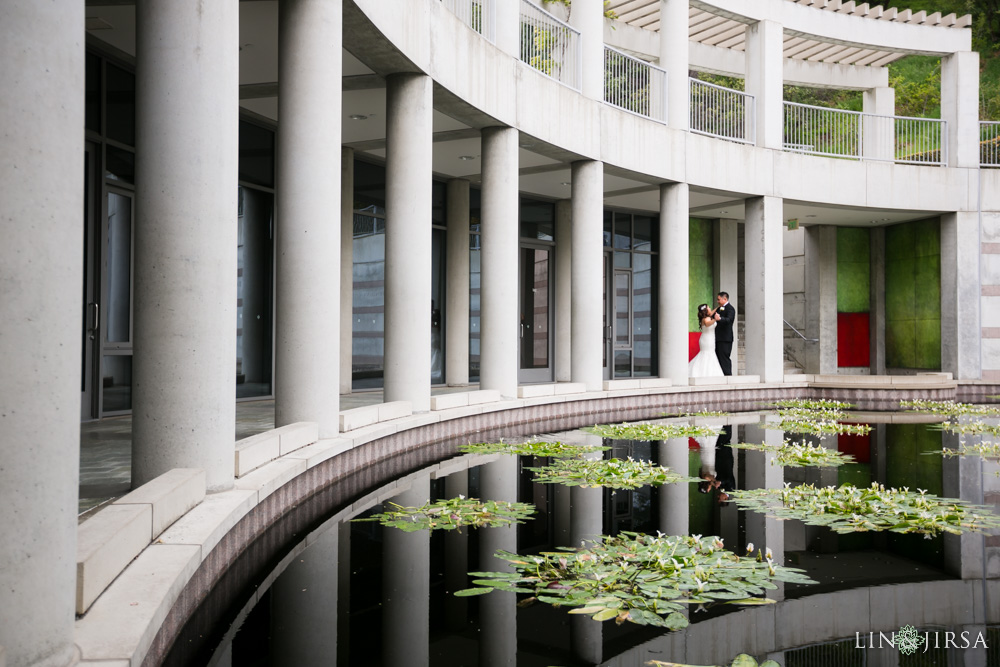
[441,0,496,43]
[518,0,581,91]
[603,45,666,123]
[982,121,1000,167]
[688,77,754,144]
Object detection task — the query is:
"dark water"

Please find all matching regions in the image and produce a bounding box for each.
[187,415,1000,667]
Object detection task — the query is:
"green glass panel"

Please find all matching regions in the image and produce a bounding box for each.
[911,254,941,320]
[885,223,914,262]
[913,217,940,258]
[836,227,870,264]
[884,260,915,319]
[914,318,942,369]
[836,261,870,313]
[688,218,714,331]
[885,320,916,368]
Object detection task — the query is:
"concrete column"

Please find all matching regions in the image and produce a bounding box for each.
[270,528,338,663]
[479,458,518,667]
[804,226,838,375]
[744,20,784,149]
[659,0,689,130]
[480,127,519,398]
[341,147,355,394]
[942,212,982,380]
[383,479,430,667]
[941,51,980,169]
[444,470,469,631]
[570,449,604,665]
[274,0,342,436]
[133,0,238,490]
[337,521,351,666]
[555,200,573,382]
[714,219,739,375]
[658,439,689,536]
[446,179,471,386]
[0,4,82,665]
[385,73,433,411]
[570,0,604,100]
[571,161,604,391]
[494,0,520,58]
[743,423,784,601]
[659,183,690,384]
[870,228,887,375]
[744,197,784,382]
[862,86,895,161]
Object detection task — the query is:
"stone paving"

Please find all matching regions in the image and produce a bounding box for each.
[78,386,473,514]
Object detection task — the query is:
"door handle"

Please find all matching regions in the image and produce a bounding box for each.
[88,302,99,339]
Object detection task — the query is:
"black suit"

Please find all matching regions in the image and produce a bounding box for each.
[714,302,735,376]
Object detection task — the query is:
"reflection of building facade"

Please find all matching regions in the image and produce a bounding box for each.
[2,0,999,665]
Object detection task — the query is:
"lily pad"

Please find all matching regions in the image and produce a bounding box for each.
[459,440,609,458]
[526,457,699,490]
[457,532,815,630]
[353,497,536,532]
[585,422,722,440]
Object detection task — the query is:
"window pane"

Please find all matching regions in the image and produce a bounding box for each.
[634,215,653,251]
[236,187,274,398]
[86,52,101,133]
[614,350,632,378]
[614,213,630,249]
[470,240,481,382]
[239,121,275,188]
[352,212,385,390]
[101,355,132,413]
[105,64,135,146]
[603,210,613,247]
[105,146,134,184]
[520,199,554,241]
[106,192,132,343]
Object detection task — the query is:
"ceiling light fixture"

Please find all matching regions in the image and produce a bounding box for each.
[349,114,368,121]
[459,155,476,161]
[560,182,571,186]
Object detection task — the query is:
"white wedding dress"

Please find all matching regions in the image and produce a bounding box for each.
[688,322,725,378]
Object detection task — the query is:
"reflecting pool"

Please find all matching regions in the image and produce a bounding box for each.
[170,411,1000,667]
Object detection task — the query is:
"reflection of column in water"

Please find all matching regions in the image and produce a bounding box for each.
[742,421,784,601]
[942,418,990,579]
[337,520,351,666]
[808,433,839,554]
[658,438,689,537]
[270,526,339,664]
[553,482,572,547]
[444,470,469,632]
[570,447,604,665]
[479,458,517,667]
[383,478,430,667]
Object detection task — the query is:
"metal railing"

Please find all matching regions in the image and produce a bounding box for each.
[689,77,755,144]
[603,45,666,123]
[783,101,862,159]
[982,121,1000,167]
[784,319,818,342]
[890,114,947,166]
[519,0,581,91]
[441,0,495,42]
[782,101,948,166]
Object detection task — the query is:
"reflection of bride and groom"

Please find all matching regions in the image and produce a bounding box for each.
[697,424,734,503]
[688,291,735,378]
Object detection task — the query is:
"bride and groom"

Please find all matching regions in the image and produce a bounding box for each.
[688,292,735,378]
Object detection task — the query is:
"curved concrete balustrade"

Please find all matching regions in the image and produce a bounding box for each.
[72,378,997,665]
[347,0,978,215]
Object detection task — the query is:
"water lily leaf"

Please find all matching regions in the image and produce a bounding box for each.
[568,606,605,615]
[454,587,493,596]
[592,608,620,621]
[731,656,759,667]
[725,597,775,605]
[759,661,781,667]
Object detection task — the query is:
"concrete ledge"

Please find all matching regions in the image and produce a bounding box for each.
[430,389,503,410]
[234,458,307,504]
[77,504,152,614]
[518,383,554,398]
[340,401,412,431]
[284,437,353,468]
[690,376,728,386]
[277,422,319,455]
[234,431,280,477]
[553,382,587,395]
[157,489,257,559]
[728,375,760,384]
[638,377,672,389]
[604,379,641,390]
[114,468,205,539]
[75,545,200,664]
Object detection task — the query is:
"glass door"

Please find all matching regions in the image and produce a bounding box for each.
[81,143,100,420]
[518,245,553,383]
[613,269,633,377]
[100,187,134,414]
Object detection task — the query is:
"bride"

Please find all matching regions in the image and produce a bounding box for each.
[688,303,725,378]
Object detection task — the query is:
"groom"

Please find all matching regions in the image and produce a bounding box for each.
[713,292,735,376]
